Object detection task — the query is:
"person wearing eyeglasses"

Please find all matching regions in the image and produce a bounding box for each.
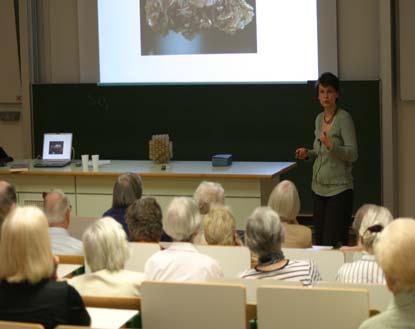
[336,205,393,284]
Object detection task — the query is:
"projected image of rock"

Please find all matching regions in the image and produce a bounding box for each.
[141,0,257,55]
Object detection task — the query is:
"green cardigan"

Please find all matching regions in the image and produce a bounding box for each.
[308,109,358,197]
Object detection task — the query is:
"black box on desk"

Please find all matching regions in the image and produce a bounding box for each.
[212,154,232,167]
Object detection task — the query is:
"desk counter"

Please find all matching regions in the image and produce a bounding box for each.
[0,160,295,229]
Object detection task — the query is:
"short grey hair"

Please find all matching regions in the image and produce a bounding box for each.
[44,189,71,224]
[193,181,225,215]
[267,180,300,223]
[112,173,143,208]
[83,217,130,272]
[163,197,201,242]
[245,207,284,257]
[358,205,393,252]
[375,218,415,292]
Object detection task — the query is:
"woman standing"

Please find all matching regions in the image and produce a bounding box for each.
[296,72,358,247]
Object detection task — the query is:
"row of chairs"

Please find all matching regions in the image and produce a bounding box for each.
[0,280,373,329]
[123,242,359,280]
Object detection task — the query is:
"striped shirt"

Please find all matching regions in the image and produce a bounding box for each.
[239,260,321,286]
[336,253,386,284]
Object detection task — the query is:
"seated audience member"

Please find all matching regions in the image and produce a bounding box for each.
[193,181,225,215]
[44,189,83,255]
[126,197,163,242]
[203,205,242,246]
[103,172,142,238]
[240,207,321,286]
[336,205,393,284]
[0,180,16,231]
[69,217,145,297]
[340,203,374,252]
[268,180,312,248]
[193,181,225,244]
[0,206,90,329]
[145,197,223,281]
[359,219,415,329]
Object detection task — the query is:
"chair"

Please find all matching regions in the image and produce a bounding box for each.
[317,281,392,312]
[257,285,369,329]
[0,321,43,329]
[124,242,161,272]
[196,245,251,277]
[140,281,247,329]
[68,216,98,240]
[57,255,85,265]
[209,278,301,304]
[56,255,85,278]
[283,248,345,280]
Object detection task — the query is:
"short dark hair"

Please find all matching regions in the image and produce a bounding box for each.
[0,181,17,225]
[112,173,143,208]
[315,72,340,98]
[126,197,162,242]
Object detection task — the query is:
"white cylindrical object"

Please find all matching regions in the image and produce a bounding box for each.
[81,154,89,172]
[91,154,99,171]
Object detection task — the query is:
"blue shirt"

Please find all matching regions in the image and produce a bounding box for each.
[103,207,129,239]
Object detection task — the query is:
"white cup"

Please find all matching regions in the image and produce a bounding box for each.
[91,154,99,171]
[81,154,89,171]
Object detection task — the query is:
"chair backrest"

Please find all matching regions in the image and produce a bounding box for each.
[196,245,251,277]
[317,281,392,312]
[209,278,301,304]
[0,321,44,329]
[68,216,98,240]
[283,248,344,281]
[56,255,85,265]
[257,285,369,329]
[140,281,247,329]
[82,295,141,310]
[124,242,161,272]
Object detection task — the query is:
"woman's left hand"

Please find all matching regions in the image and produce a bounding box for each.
[319,131,332,150]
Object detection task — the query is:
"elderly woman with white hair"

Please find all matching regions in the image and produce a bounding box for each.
[336,205,393,284]
[268,180,312,248]
[0,206,90,329]
[359,219,415,329]
[69,217,145,297]
[240,207,321,286]
[145,197,223,281]
[193,181,225,215]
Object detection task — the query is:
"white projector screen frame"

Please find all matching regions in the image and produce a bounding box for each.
[96,0,337,83]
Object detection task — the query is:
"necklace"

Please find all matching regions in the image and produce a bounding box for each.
[324,108,337,124]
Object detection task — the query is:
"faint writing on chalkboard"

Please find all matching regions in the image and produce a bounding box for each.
[88,93,109,112]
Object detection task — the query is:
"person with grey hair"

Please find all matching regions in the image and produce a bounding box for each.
[44,189,83,255]
[0,180,17,231]
[268,180,312,248]
[126,197,163,242]
[145,197,223,281]
[193,181,225,215]
[103,172,143,238]
[240,207,321,286]
[336,205,393,283]
[69,217,145,297]
[359,219,415,329]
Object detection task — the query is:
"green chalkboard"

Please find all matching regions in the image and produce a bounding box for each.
[32,82,381,214]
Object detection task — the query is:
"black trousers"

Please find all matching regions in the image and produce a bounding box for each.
[313,189,353,247]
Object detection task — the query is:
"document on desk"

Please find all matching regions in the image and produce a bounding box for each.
[57,264,82,278]
[87,307,138,329]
